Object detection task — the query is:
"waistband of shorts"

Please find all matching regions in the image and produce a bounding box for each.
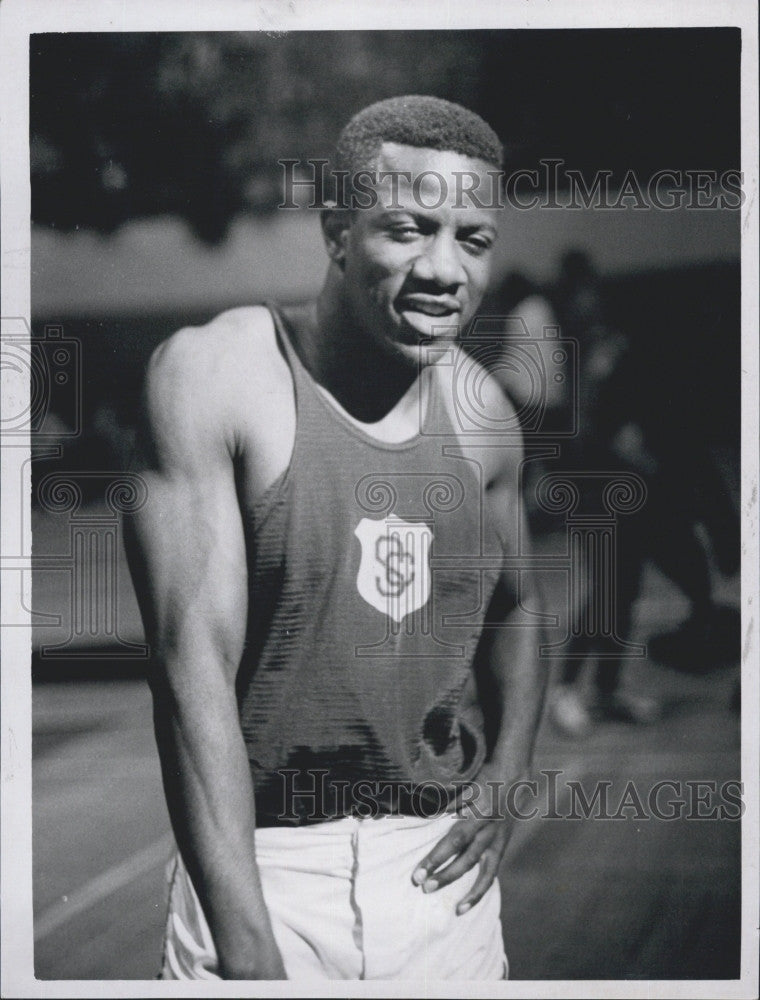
[254,804,459,828]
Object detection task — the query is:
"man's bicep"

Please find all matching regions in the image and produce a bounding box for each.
[128,473,247,669]
[126,334,248,688]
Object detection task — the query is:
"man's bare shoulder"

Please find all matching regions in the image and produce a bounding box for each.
[141,305,293,464]
[148,305,283,393]
[433,344,522,460]
[146,305,289,417]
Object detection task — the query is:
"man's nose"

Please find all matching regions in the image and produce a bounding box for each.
[411,231,467,289]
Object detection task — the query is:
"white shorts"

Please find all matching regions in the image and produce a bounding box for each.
[161,812,508,980]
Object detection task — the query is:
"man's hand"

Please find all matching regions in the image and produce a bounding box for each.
[219,937,287,980]
[255,951,288,981]
[411,767,518,916]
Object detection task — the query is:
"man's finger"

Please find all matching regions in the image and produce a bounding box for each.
[422,838,485,890]
[411,820,477,886]
[422,824,496,890]
[455,850,500,915]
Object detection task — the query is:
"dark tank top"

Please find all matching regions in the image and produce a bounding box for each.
[238,305,506,824]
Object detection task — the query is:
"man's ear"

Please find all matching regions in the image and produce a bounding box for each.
[321,208,351,270]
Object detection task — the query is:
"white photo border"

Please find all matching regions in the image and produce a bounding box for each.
[2,2,757,997]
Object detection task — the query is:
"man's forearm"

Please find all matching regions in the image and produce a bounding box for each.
[482,590,547,782]
[151,668,284,979]
[411,586,547,904]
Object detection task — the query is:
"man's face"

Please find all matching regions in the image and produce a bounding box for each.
[337,143,499,365]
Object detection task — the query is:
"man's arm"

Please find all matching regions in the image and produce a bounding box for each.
[125,329,286,979]
[412,377,547,913]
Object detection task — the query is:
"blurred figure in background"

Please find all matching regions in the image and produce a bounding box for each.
[490,271,565,410]
[487,270,566,530]
[547,251,660,736]
[547,251,739,737]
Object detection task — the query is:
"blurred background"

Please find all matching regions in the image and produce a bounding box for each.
[29,29,741,981]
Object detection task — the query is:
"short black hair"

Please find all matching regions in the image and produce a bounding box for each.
[334,94,503,174]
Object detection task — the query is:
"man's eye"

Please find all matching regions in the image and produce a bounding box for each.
[461,236,493,256]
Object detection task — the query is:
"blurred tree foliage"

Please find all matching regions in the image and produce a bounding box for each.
[31,30,739,244]
[30,32,484,243]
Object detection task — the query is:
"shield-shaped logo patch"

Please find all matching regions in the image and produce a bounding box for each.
[354,516,433,623]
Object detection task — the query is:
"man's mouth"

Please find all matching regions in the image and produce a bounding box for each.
[397,295,461,317]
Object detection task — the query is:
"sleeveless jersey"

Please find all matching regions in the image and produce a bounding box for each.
[237,305,506,824]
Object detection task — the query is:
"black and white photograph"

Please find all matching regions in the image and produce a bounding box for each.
[1,1,758,996]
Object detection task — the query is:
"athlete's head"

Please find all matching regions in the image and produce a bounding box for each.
[333,95,503,178]
[323,95,503,364]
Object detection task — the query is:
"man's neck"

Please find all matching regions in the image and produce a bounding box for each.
[284,285,421,425]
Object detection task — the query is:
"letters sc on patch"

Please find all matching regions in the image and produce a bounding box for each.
[354,516,433,623]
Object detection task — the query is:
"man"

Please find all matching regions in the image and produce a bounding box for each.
[125,95,546,981]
